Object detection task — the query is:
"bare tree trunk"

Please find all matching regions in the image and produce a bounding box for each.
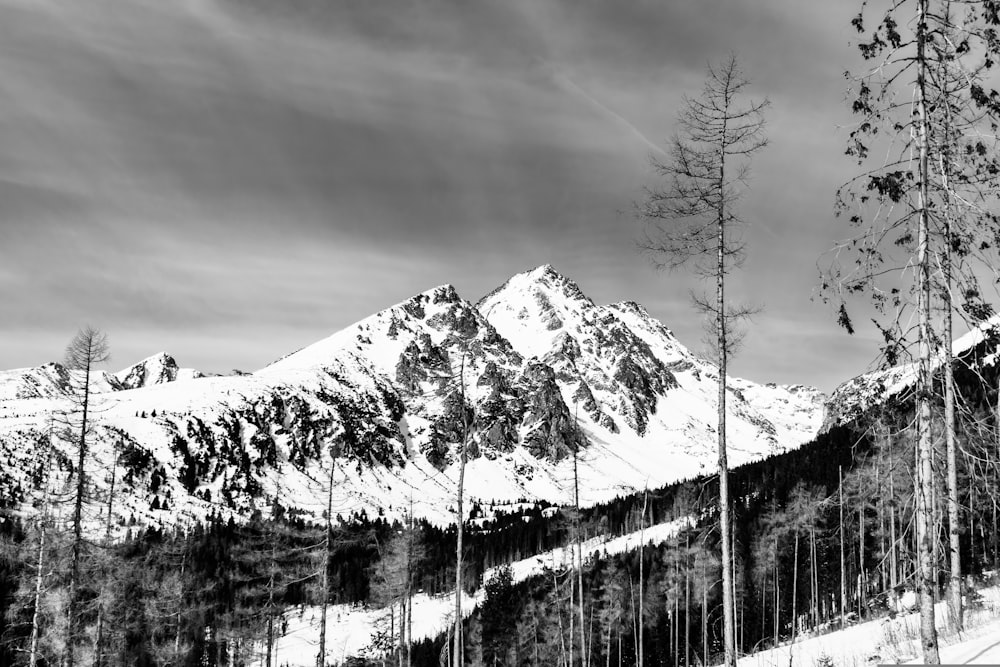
[685,533,691,667]
[638,490,647,667]
[570,559,575,667]
[454,356,469,667]
[717,186,736,667]
[627,574,635,667]
[810,526,817,631]
[858,505,865,618]
[317,445,337,667]
[787,531,799,667]
[266,571,275,667]
[890,467,899,589]
[773,559,779,649]
[67,360,92,667]
[915,1,941,657]
[573,419,587,667]
[673,551,679,667]
[95,442,118,667]
[407,498,414,667]
[839,465,847,627]
[939,152,963,632]
[29,423,56,667]
[701,561,707,667]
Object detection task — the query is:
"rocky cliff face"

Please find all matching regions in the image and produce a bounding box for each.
[0,265,826,531]
[115,352,207,389]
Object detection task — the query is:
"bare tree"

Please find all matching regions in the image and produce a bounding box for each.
[826,0,1000,656]
[62,326,110,667]
[636,54,768,667]
[28,420,57,667]
[316,439,341,667]
[454,353,470,667]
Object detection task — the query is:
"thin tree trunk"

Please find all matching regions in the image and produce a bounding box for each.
[67,360,92,667]
[810,526,817,631]
[563,568,576,665]
[573,414,587,667]
[175,548,186,660]
[29,423,56,667]
[773,559,779,649]
[787,531,799,667]
[95,442,119,667]
[628,573,636,667]
[673,554,679,667]
[890,467,899,589]
[407,498,414,667]
[839,465,847,627]
[915,0,941,657]
[701,561,707,667]
[454,356,468,667]
[858,506,865,618]
[317,445,337,667]
[638,490,648,667]
[717,172,736,667]
[685,533,691,667]
[940,149,963,632]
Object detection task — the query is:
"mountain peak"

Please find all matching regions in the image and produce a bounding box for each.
[421,283,461,305]
[115,352,180,389]
[480,264,594,312]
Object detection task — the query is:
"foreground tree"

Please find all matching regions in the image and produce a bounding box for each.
[62,326,110,667]
[828,0,1000,658]
[637,54,768,667]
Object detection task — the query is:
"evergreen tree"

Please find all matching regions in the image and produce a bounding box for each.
[481,565,519,666]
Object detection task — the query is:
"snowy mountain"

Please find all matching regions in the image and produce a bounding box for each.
[115,352,204,390]
[823,316,1000,428]
[0,266,826,533]
[0,352,204,402]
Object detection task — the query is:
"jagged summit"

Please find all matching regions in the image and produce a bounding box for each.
[115,352,204,390]
[260,282,488,376]
[480,264,594,311]
[116,352,178,389]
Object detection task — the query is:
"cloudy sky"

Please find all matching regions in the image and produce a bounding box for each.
[1,0,890,393]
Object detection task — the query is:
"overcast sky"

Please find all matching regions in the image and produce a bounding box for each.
[1,0,893,393]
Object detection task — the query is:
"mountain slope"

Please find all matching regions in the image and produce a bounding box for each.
[824,316,1000,428]
[0,266,826,532]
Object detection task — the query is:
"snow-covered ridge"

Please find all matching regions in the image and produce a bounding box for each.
[115,352,204,390]
[0,265,826,532]
[825,315,1000,428]
[0,352,204,402]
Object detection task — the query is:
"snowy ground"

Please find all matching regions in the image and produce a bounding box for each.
[732,586,1000,667]
[273,515,690,665]
[261,513,1000,666]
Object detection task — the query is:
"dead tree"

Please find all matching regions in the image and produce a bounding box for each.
[637,54,768,667]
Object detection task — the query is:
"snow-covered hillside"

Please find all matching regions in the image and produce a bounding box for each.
[728,583,1000,666]
[0,265,826,532]
[825,316,1000,428]
[274,514,691,666]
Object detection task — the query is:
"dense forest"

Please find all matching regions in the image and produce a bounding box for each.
[4,340,1000,667]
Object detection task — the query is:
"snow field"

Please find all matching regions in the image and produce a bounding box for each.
[273,515,691,665]
[730,586,1000,667]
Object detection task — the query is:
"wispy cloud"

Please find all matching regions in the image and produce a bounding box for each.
[544,64,667,157]
[0,0,880,392]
